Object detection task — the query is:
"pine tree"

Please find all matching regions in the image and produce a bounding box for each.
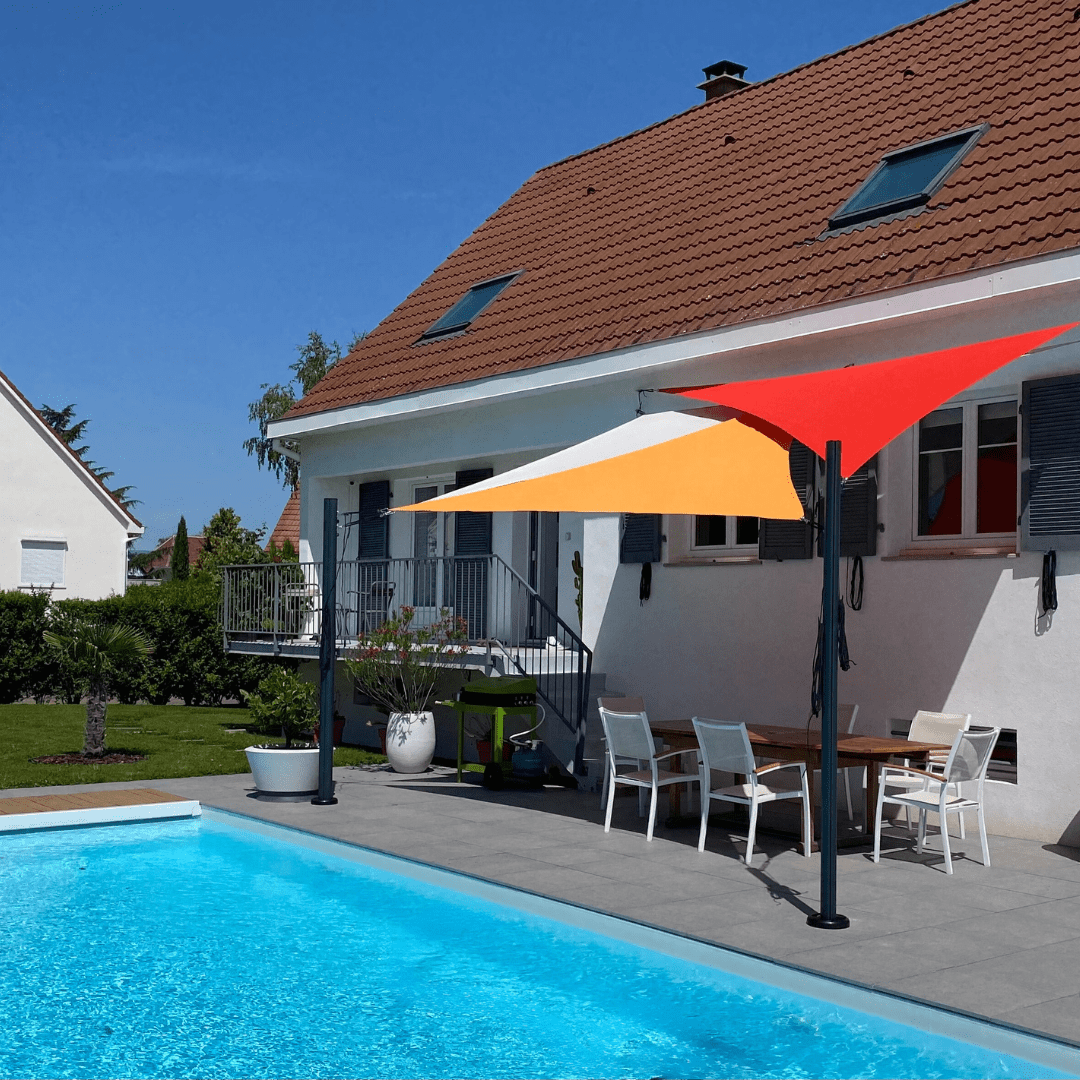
[171,516,190,581]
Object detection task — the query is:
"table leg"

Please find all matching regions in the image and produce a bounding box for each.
[456,709,464,783]
[866,759,879,832]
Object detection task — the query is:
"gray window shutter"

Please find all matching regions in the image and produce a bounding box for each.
[759,440,815,560]
[1022,374,1080,551]
[454,468,493,555]
[816,456,878,557]
[620,514,662,563]
[358,481,390,559]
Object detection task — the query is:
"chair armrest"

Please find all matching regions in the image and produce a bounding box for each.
[755,760,806,777]
[655,748,700,766]
[880,763,944,784]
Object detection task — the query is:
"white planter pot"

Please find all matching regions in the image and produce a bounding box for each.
[245,745,320,795]
[385,712,436,773]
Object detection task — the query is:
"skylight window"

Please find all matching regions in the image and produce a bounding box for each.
[828,124,987,230]
[419,272,520,341]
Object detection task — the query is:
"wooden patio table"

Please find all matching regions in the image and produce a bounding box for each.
[649,719,951,847]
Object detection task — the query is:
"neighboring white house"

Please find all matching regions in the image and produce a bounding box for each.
[1,368,143,599]
[256,0,1080,844]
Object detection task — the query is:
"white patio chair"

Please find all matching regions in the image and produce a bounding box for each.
[873,727,1000,874]
[886,711,971,836]
[598,705,699,841]
[693,718,812,865]
[595,696,653,812]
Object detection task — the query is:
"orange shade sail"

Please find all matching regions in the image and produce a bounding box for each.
[394,412,804,519]
[674,324,1077,477]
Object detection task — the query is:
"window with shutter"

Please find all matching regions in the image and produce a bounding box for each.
[759,441,815,560]
[21,540,66,586]
[620,514,662,563]
[453,468,493,556]
[1022,373,1080,551]
[357,481,390,559]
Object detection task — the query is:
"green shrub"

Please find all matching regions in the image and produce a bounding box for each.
[242,667,318,746]
[0,577,275,706]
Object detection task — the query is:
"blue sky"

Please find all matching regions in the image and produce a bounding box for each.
[1,0,942,551]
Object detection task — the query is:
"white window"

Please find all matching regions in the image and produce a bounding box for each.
[21,540,66,587]
[915,398,1017,540]
[691,515,759,552]
[409,481,454,612]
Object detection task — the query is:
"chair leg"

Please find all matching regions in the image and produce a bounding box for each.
[842,767,853,821]
[940,809,954,874]
[956,784,966,839]
[638,785,647,818]
[604,778,616,834]
[745,800,759,865]
[916,809,927,853]
[698,792,710,853]
[646,784,658,842]
[978,802,991,867]
[801,786,812,858]
[873,789,885,863]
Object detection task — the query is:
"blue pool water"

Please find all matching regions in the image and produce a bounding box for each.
[0,814,1074,1080]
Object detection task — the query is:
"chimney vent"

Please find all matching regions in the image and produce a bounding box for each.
[698,60,750,101]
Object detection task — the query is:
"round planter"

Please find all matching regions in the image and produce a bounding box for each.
[385,711,436,773]
[245,745,320,795]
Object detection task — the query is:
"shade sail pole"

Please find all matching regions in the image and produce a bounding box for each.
[313,497,339,806]
[808,441,848,930]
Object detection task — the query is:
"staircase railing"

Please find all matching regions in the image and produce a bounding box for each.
[220,555,592,772]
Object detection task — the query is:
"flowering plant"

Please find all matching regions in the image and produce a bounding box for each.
[345,606,469,715]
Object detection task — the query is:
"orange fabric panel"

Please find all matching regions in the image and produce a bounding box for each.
[676,325,1076,477]
[395,419,804,519]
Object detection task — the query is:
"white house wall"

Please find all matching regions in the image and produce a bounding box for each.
[0,382,136,599]
[290,287,1080,845]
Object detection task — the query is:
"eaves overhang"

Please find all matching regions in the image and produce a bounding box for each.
[268,247,1080,443]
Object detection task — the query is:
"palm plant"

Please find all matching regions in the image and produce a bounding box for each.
[43,621,153,757]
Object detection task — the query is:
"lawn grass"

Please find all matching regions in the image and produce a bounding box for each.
[0,704,385,790]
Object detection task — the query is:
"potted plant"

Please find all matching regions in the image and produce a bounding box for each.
[345,606,468,773]
[241,667,320,795]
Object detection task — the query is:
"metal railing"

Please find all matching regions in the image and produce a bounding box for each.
[220,555,591,768]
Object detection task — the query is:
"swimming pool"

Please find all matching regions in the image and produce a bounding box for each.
[1,809,1076,1079]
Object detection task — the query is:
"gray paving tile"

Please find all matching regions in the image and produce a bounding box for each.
[998,994,1080,1043]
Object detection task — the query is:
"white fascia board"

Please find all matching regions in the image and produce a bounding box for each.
[269,248,1080,441]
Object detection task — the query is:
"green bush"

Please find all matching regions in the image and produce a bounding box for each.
[0,577,275,707]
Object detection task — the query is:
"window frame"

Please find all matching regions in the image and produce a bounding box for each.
[690,515,760,555]
[828,124,988,231]
[417,271,522,342]
[910,391,1019,548]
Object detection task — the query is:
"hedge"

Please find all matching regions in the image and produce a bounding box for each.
[0,577,276,706]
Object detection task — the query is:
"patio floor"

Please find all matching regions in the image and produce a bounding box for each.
[5,765,1080,1046]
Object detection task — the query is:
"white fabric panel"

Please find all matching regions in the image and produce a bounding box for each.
[21,540,66,586]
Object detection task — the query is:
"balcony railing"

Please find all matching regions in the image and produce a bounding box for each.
[220,555,592,769]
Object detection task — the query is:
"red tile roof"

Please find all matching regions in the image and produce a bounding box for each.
[289,0,1080,421]
[147,534,206,572]
[267,489,300,552]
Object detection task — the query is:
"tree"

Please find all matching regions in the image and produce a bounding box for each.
[40,402,140,510]
[197,507,269,573]
[171,516,190,581]
[42,620,153,756]
[244,330,365,490]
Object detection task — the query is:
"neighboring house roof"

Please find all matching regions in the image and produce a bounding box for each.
[146,534,206,573]
[267,489,300,551]
[0,366,143,534]
[288,0,1080,421]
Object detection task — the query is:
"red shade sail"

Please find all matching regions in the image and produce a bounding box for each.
[674,325,1076,477]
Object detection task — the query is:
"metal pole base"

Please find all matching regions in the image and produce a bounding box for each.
[807,912,850,930]
[310,796,339,806]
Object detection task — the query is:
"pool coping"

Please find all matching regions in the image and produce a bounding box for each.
[202,805,1080,1078]
[0,797,201,832]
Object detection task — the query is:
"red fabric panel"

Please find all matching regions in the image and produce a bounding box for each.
[675,325,1076,477]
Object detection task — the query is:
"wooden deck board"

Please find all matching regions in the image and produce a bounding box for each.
[0,789,186,816]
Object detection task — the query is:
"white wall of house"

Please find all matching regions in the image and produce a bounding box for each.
[282,269,1080,844]
[0,377,140,600]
